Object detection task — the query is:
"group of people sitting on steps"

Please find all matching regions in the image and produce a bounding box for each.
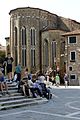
[0,64,52,99]
[17,68,52,99]
[0,53,52,98]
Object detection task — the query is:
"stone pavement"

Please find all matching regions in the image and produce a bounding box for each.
[1,87,80,120]
[51,85,80,89]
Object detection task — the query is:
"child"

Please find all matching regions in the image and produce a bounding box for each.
[55,74,60,87]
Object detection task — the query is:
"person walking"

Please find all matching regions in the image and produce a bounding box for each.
[64,73,69,88]
[55,73,60,87]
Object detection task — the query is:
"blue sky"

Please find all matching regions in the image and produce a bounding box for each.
[0,0,80,46]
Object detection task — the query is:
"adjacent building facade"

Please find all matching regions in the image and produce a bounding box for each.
[62,30,80,85]
[7,7,80,84]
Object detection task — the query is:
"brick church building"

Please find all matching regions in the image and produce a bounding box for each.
[6,7,80,83]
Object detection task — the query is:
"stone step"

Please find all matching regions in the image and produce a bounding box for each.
[8,86,18,90]
[2,85,18,93]
[0,98,48,110]
[8,82,18,87]
[8,92,22,96]
[2,80,18,90]
[0,92,22,98]
[0,95,26,102]
[0,97,42,106]
[8,89,18,93]
[4,86,18,91]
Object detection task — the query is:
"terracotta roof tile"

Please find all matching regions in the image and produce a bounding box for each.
[62,29,80,36]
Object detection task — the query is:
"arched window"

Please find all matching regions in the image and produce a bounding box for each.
[31,28,36,46]
[44,39,48,67]
[21,27,26,46]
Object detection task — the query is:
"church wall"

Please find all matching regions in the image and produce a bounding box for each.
[9,7,80,74]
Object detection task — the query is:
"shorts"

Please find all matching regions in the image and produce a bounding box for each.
[0,76,6,83]
[7,65,12,73]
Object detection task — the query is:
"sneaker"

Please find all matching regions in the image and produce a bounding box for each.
[6,91,10,95]
[1,92,5,96]
[8,80,12,83]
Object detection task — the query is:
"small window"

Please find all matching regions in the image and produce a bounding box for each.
[68,36,76,43]
[70,74,76,80]
[69,66,72,71]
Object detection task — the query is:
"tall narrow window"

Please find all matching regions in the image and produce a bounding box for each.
[22,27,26,46]
[15,27,17,46]
[22,48,26,67]
[21,27,27,67]
[31,28,36,46]
[52,41,56,57]
[61,41,65,54]
[14,27,18,65]
[44,39,48,67]
[31,49,35,67]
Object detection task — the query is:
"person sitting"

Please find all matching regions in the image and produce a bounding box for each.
[20,77,30,96]
[28,76,42,98]
[39,82,51,99]
[20,68,42,97]
[28,78,42,98]
[37,73,52,99]
[0,70,9,95]
[20,77,42,98]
